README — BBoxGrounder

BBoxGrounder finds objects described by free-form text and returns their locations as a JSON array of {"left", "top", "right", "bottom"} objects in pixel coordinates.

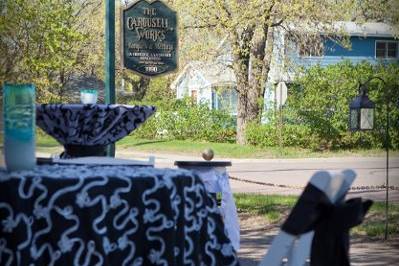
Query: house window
[
  {"left": 212, "top": 87, "right": 238, "bottom": 114},
  {"left": 298, "top": 39, "right": 324, "bottom": 57},
  {"left": 376, "top": 41, "right": 398, "bottom": 58}
]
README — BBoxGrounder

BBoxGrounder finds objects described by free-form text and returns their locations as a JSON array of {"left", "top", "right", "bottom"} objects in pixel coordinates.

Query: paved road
[
  {"left": 114, "top": 150, "right": 399, "bottom": 187},
  {"left": 226, "top": 156, "right": 399, "bottom": 201},
  {"left": 228, "top": 157, "right": 399, "bottom": 187},
  {"left": 115, "top": 149, "right": 399, "bottom": 201}
]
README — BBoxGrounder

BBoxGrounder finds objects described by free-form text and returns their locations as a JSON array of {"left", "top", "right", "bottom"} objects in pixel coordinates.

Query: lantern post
[{"left": 349, "top": 76, "right": 396, "bottom": 240}]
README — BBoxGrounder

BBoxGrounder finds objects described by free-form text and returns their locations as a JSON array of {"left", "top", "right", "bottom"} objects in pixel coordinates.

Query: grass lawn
[
  {"left": 234, "top": 193, "right": 399, "bottom": 239},
  {"left": 37, "top": 134, "right": 397, "bottom": 159},
  {"left": 234, "top": 194, "right": 297, "bottom": 223},
  {"left": 117, "top": 137, "right": 398, "bottom": 158},
  {"left": 37, "top": 134, "right": 60, "bottom": 147},
  {"left": 36, "top": 134, "right": 63, "bottom": 155},
  {"left": 113, "top": 136, "right": 395, "bottom": 158},
  {"left": 353, "top": 200, "right": 399, "bottom": 238}
]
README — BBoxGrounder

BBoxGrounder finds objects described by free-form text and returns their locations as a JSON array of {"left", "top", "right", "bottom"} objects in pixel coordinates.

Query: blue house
[
  {"left": 171, "top": 22, "right": 398, "bottom": 117},
  {"left": 288, "top": 22, "right": 398, "bottom": 68}
]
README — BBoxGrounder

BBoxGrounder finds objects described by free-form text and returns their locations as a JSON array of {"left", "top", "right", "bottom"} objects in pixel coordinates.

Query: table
[
  {"left": 174, "top": 161, "right": 240, "bottom": 251},
  {"left": 0, "top": 165, "right": 239, "bottom": 265},
  {"left": 36, "top": 104, "right": 156, "bottom": 158}
]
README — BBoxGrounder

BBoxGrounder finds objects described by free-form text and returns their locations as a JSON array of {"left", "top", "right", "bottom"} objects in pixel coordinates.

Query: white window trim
[
  {"left": 298, "top": 47, "right": 324, "bottom": 59},
  {"left": 297, "top": 40, "right": 324, "bottom": 58},
  {"left": 299, "top": 54, "right": 324, "bottom": 59},
  {"left": 375, "top": 40, "right": 399, "bottom": 59}
]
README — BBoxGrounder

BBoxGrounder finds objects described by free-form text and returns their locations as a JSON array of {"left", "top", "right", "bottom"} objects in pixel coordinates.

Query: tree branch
[
  {"left": 183, "top": 24, "right": 217, "bottom": 29},
  {"left": 221, "top": 0, "right": 233, "bottom": 19},
  {"left": 271, "top": 19, "right": 284, "bottom": 27},
  {"left": 73, "top": 0, "right": 99, "bottom": 17},
  {"left": 210, "top": 0, "right": 233, "bottom": 29}
]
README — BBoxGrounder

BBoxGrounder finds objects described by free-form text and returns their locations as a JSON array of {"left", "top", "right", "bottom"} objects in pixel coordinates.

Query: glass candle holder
[
  {"left": 3, "top": 83, "right": 36, "bottom": 171},
  {"left": 80, "top": 89, "right": 98, "bottom": 104}
]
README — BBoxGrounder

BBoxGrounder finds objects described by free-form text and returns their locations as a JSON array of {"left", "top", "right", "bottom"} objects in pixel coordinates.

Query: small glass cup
[{"left": 80, "top": 89, "right": 98, "bottom": 104}]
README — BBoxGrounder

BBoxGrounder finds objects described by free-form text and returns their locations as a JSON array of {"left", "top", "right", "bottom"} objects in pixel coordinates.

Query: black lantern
[{"left": 349, "top": 86, "right": 375, "bottom": 131}]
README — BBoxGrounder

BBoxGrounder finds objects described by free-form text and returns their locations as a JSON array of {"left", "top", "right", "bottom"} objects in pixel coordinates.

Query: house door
[{"left": 191, "top": 90, "right": 198, "bottom": 103}]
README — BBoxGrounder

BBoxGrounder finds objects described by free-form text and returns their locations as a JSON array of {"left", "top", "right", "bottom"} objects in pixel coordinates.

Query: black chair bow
[{"left": 282, "top": 183, "right": 373, "bottom": 266}]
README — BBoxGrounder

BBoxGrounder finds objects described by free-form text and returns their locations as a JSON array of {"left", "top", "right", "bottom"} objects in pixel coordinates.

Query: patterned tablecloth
[
  {"left": 0, "top": 165, "right": 239, "bottom": 266},
  {"left": 36, "top": 104, "right": 156, "bottom": 158},
  {"left": 175, "top": 165, "right": 240, "bottom": 252}
]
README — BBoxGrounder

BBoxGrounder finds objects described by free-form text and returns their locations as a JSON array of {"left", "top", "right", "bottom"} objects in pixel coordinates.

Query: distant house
[
  {"left": 171, "top": 22, "right": 398, "bottom": 118},
  {"left": 170, "top": 60, "right": 238, "bottom": 114}
]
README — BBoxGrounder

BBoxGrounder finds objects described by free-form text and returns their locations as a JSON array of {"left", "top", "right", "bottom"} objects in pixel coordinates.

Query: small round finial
[{"left": 202, "top": 148, "right": 214, "bottom": 161}]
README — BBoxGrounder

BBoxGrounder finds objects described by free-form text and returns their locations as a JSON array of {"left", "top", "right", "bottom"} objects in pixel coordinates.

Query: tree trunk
[
  {"left": 236, "top": 91, "right": 261, "bottom": 144},
  {"left": 131, "top": 76, "right": 150, "bottom": 100},
  {"left": 123, "top": 74, "right": 150, "bottom": 101},
  {"left": 234, "top": 26, "right": 274, "bottom": 145},
  {"left": 235, "top": 65, "right": 260, "bottom": 144},
  {"left": 236, "top": 84, "right": 248, "bottom": 145}
]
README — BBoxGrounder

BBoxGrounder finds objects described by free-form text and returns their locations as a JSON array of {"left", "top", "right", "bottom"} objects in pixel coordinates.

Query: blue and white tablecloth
[
  {"left": 0, "top": 165, "right": 239, "bottom": 265},
  {"left": 36, "top": 104, "right": 156, "bottom": 158},
  {"left": 178, "top": 167, "right": 240, "bottom": 251}
]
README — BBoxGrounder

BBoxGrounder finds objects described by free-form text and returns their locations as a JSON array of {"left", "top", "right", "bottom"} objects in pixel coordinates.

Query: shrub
[
  {"left": 132, "top": 98, "right": 237, "bottom": 143},
  {"left": 245, "top": 123, "right": 277, "bottom": 147},
  {"left": 245, "top": 123, "right": 320, "bottom": 149},
  {"left": 286, "top": 61, "right": 399, "bottom": 150}
]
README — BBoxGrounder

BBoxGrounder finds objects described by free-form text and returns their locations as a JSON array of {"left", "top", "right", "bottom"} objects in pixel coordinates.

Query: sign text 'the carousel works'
[{"left": 122, "top": 0, "right": 177, "bottom": 77}]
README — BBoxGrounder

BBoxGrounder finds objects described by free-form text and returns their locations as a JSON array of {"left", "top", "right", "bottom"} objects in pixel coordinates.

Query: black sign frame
[{"left": 121, "top": 0, "right": 178, "bottom": 77}]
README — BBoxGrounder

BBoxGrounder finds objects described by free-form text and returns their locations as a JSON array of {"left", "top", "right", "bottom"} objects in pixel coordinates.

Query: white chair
[{"left": 259, "top": 169, "right": 356, "bottom": 266}]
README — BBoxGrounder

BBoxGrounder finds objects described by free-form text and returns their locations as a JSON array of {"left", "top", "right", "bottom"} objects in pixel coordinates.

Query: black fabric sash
[
  {"left": 63, "top": 144, "right": 107, "bottom": 157},
  {"left": 282, "top": 183, "right": 373, "bottom": 266}
]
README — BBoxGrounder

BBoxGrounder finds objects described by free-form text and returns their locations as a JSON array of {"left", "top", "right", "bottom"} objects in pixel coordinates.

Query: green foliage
[
  {"left": 245, "top": 61, "right": 399, "bottom": 150},
  {"left": 0, "top": 0, "right": 98, "bottom": 102},
  {"left": 245, "top": 123, "right": 320, "bottom": 149},
  {"left": 286, "top": 61, "right": 399, "bottom": 150},
  {"left": 143, "top": 76, "right": 175, "bottom": 102},
  {"left": 132, "top": 98, "right": 236, "bottom": 143},
  {"left": 245, "top": 123, "right": 276, "bottom": 147}
]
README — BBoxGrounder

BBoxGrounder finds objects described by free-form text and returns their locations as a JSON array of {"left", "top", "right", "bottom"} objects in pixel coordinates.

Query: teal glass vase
[{"left": 3, "top": 83, "right": 36, "bottom": 171}]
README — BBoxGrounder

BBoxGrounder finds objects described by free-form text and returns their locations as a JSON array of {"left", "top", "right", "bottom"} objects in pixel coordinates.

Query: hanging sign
[{"left": 122, "top": 0, "right": 178, "bottom": 77}]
